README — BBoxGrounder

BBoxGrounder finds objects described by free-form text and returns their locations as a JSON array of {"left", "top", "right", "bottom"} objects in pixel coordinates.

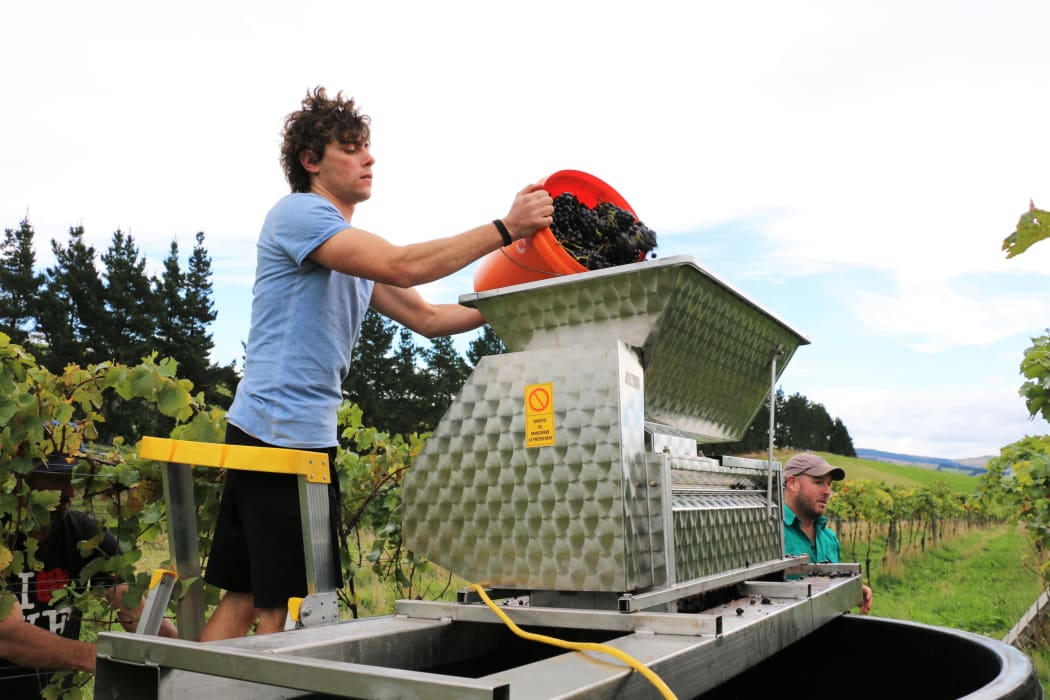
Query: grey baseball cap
[{"left": 783, "top": 453, "right": 845, "bottom": 481}]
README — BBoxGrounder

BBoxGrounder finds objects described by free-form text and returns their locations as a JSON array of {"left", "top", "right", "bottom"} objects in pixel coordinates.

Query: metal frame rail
[{"left": 95, "top": 562, "right": 863, "bottom": 699}]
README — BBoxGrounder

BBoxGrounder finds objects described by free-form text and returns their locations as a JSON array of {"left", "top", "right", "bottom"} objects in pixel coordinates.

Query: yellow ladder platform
[{"left": 138, "top": 437, "right": 330, "bottom": 484}]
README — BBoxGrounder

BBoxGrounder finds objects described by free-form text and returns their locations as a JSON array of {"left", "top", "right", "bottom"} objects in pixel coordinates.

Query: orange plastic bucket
[{"left": 473, "top": 170, "right": 639, "bottom": 292}]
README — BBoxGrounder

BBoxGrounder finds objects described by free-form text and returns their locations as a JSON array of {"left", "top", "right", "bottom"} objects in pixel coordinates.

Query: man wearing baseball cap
[{"left": 782, "top": 452, "right": 872, "bottom": 614}]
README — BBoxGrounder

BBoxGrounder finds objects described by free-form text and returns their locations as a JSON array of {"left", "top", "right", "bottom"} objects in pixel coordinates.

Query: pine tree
[
  {"left": 421, "top": 335, "right": 472, "bottom": 429},
  {"left": 343, "top": 314, "right": 480, "bottom": 436},
  {"left": 37, "top": 226, "right": 107, "bottom": 371},
  {"left": 388, "top": 327, "right": 428, "bottom": 436},
  {"left": 343, "top": 309, "right": 398, "bottom": 429},
  {"left": 183, "top": 231, "right": 218, "bottom": 375},
  {"left": 713, "top": 389, "right": 856, "bottom": 459},
  {"left": 807, "top": 401, "right": 835, "bottom": 452},
  {"left": 466, "top": 324, "right": 506, "bottom": 366},
  {"left": 154, "top": 232, "right": 237, "bottom": 406},
  {"left": 185, "top": 231, "right": 239, "bottom": 405},
  {"left": 828, "top": 418, "right": 857, "bottom": 457},
  {"left": 0, "top": 217, "right": 43, "bottom": 346},
  {"left": 776, "top": 393, "right": 808, "bottom": 450},
  {"left": 101, "top": 229, "right": 159, "bottom": 365},
  {"left": 155, "top": 239, "right": 185, "bottom": 365},
  {"left": 94, "top": 230, "right": 166, "bottom": 441}
]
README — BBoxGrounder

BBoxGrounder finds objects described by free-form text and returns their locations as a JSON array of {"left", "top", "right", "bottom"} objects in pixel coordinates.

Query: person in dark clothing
[{"left": 0, "top": 458, "right": 176, "bottom": 698}]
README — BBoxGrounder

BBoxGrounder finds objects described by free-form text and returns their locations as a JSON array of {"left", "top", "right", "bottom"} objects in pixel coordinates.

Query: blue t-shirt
[
  {"left": 226, "top": 193, "right": 375, "bottom": 448},
  {"left": 782, "top": 503, "right": 841, "bottom": 563}
]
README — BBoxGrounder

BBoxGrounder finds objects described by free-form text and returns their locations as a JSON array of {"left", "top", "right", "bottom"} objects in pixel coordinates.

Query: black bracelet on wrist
[{"left": 492, "top": 219, "right": 512, "bottom": 247}]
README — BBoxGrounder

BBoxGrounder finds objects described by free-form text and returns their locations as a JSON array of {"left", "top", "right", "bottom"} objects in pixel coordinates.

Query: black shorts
[{"left": 203, "top": 424, "right": 343, "bottom": 609}]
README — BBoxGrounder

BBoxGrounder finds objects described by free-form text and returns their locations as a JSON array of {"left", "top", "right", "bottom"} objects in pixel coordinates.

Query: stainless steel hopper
[
  {"left": 402, "top": 255, "right": 810, "bottom": 601},
  {"left": 464, "top": 255, "right": 809, "bottom": 443}
]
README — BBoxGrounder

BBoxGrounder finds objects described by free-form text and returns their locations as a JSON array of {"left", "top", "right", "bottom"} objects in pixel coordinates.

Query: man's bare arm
[
  {"left": 310, "top": 184, "right": 553, "bottom": 288},
  {"left": 370, "top": 284, "right": 484, "bottom": 338},
  {"left": 0, "top": 604, "right": 96, "bottom": 673}
]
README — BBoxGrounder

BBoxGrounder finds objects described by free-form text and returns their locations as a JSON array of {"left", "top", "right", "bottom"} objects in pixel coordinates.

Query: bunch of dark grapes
[{"left": 549, "top": 192, "right": 658, "bottom": 270}]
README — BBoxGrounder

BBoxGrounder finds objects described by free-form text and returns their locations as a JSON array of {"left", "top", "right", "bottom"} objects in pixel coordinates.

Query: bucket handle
[{"left": 498, "top": 245, "right": 566, "bottom": 278}]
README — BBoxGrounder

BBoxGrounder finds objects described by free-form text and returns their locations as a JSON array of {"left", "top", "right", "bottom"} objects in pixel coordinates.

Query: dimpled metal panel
[
  {"left": 673, "top": 496, "right": 782, "bottom": 579},
  {"left": 670, "top": 459, "right": 783, "bottom": 580},
  {"left": 403, "top": 341, "right": 659, "bottom": 592},
  {"left": 461, "top": 255, "right": 809, "bottom": 443}
]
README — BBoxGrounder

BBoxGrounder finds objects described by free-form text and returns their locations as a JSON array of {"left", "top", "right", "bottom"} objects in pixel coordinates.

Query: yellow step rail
[{"left": 139, "top": 436, "right": 330, "bottom": 483}]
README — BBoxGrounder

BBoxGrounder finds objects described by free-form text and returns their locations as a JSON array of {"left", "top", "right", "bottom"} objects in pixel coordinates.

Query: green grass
[
  {"left": 348, "top": 556, "right": 467, "bottom": 619},
  {"left": 868, "top": 523, "right": 1041, "bottom": 636},
  {"left": 1028, "top": 645, "right": 1050, "bottom": 694}
]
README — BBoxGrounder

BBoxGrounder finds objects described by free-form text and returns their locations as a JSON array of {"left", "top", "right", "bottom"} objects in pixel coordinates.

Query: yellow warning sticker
[{"left": 524, "top": 382, "right": 555, "bottom": 447}]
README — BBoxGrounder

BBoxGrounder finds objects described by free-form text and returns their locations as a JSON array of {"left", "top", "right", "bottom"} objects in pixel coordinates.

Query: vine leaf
[{"left": 1003, "top": 200, "right": 1050, "bottom": 258}]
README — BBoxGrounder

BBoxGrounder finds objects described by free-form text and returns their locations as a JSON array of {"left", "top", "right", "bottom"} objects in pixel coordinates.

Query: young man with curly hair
[{"left": 201, "top": 87, "right": 553, "bottom": 640}]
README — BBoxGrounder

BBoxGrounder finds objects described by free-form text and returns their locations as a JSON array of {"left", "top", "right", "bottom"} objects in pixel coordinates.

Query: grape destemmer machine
[{"left": 402, "top": 254, "right": 809, "bottom": 603}]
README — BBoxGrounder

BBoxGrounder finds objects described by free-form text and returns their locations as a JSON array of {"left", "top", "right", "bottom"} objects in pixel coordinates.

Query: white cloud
[
  {"left": 845, "top": 279, "right": 1050, "bottom": 352},
  {"left": 818, "top": 382, "right": 1050, "bottom": 459}
]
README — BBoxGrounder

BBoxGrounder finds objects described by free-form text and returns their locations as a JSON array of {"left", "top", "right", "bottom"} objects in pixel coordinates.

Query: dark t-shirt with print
[{"left": 0, "top": 510, "right": 119, "bottom": 698}]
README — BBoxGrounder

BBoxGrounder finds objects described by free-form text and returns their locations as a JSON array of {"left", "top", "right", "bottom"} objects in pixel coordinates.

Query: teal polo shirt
[{"left": 783, "top": 503, "right": 841, "bottom": 563}]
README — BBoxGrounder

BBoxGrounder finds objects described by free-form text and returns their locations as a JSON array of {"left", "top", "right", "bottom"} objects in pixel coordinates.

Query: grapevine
[{"left": 549, "top": 192, "right": 658, "bottom": 270}]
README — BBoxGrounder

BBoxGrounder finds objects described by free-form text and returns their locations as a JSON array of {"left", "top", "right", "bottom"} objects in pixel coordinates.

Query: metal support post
[
  {"left": 289, "top": 477, "right": 340, "bottom": 628},
  {"left": 134, "top": 568, "right": 178, "bottom": 636},
  {"left": 659, "top": 452, "right": 677, "bottom": 612},
  {"left": 767, "top": 344, "right": 784, "bottom": 521},
  {"left": 161, "top": 462, "right": 205, "bottom": 641}
]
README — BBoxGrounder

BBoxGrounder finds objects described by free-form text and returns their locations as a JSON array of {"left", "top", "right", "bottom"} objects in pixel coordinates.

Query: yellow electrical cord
[{"left": 468, "top": 583, "right": 677, "bottom": 700}]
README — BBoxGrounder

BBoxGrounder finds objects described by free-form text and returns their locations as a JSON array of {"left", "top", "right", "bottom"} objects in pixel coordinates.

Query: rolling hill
[
  {"left": 854, "top": 448, "right": 989, "bottom": 475},
  {"left": 741, "top": 449, "right": 984, "bottom": 493}
]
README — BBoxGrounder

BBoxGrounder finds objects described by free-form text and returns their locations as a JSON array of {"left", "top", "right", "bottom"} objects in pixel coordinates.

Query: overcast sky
[{"left": 3, "top": 0, "right": 1049, "bottom": 459}]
